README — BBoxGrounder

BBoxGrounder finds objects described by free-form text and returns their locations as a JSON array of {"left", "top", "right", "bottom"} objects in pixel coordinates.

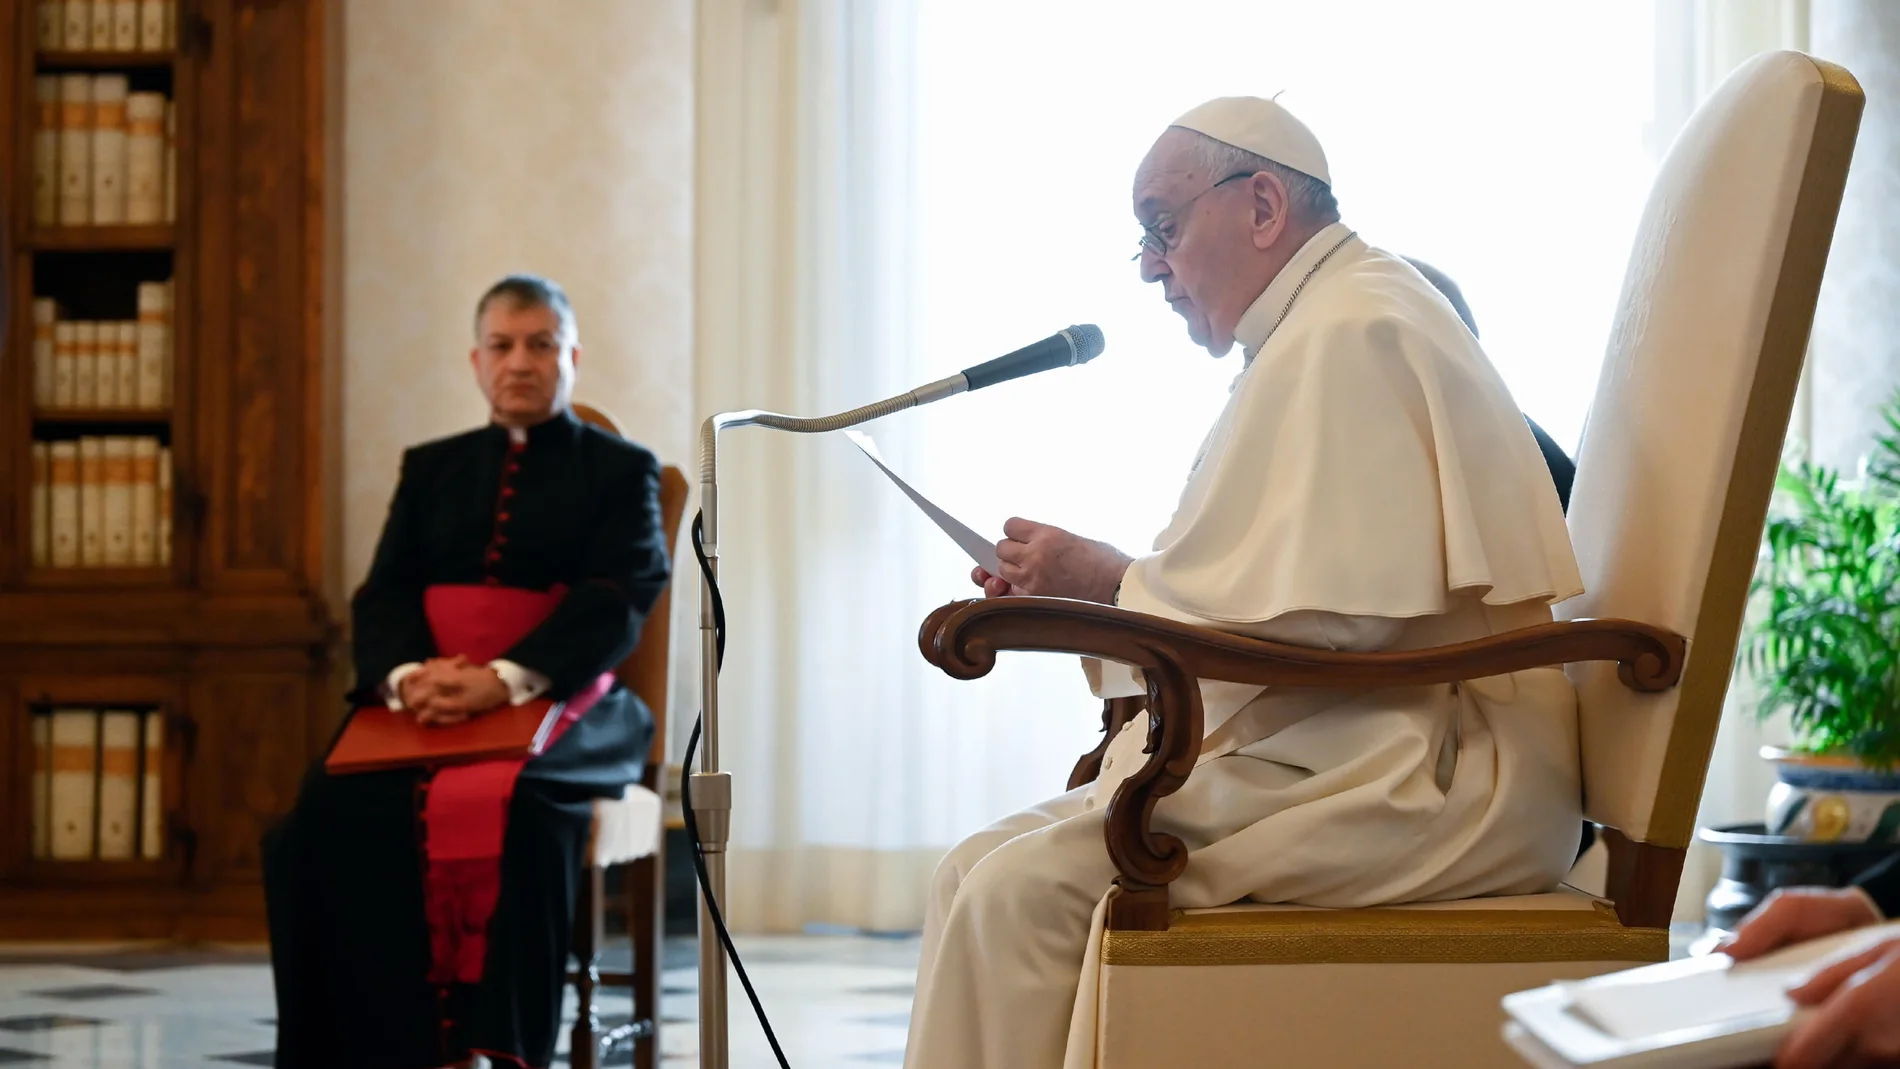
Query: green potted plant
[{"left": 1746, "top": 394, "right": 1900, "bottom": 843}]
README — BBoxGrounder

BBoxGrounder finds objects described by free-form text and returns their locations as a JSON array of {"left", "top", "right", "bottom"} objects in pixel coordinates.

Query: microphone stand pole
[{"left": 691, "top": 373, "right": 967, "bottom": 1069}]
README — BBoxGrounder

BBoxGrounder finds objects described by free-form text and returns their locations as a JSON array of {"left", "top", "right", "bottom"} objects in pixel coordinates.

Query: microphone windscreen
[{"left": 1065, "top": 324, "right": 1105, "bottom": 363}]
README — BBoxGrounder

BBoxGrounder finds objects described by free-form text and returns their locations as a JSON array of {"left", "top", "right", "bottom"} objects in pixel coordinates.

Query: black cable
[{"left": 680, "top": 510, "right": 792, "bottom": 1068}]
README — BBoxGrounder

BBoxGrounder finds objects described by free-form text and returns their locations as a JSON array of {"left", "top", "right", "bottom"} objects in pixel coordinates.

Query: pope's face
[
  {"left": 1132, "top": 130, "right": 1286, "bottom": 357},
  {"left": 1133, "top": 131, "right": 1254, "bottom": 355},
  {"left": 470, "top": 300, "right": 579, "bottom": 427}
]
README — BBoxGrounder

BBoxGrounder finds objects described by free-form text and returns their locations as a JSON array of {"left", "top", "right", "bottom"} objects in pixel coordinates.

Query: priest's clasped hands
[
  {"left": 399, "top": 655, "right": 511, "bottom": 726},
  {"left": 971, "top": 517, "right": 1132, "bottom": 604}
]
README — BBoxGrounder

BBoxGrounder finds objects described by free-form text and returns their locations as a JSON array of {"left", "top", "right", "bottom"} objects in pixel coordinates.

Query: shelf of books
[
  {"left": 7, "top": 0, "right": 188, "bottom": 885},
  {"left": 21, "top": 1, "right": 179, "bottom": 588}
]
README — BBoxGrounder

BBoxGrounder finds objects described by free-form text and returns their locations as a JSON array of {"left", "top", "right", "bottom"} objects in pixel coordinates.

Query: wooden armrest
[
  {"left": 916, "top": 597, "right": 1685, "bottom": 930},
  {"left": 920, "top": 597, "right": 1685, "bottom": 693}
]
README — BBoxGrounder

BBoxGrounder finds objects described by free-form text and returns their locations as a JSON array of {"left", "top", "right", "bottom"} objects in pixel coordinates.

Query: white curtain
[{"left": 695, "top": 0, "right": 1087, "bottom": 934}]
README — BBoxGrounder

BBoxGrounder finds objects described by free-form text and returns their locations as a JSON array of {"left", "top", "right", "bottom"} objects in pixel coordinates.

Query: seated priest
[
  {"left": 263, "top": 274, "right": 671, "bottom": 1069},
  {"left": 905, "top": 98, "right": 1585, "bottom": 1069}
]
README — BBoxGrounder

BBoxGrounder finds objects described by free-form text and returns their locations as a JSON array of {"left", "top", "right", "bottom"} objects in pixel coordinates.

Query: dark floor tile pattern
[
  {"left": 0, "top": 1052, "right": 49, "bottom": 1065},
  {"left": 21, "top": 984, "right": 157, "bottom": 1002},
  {"left": 0, "top": 1018, "right": 101, "bottom": 1034}
]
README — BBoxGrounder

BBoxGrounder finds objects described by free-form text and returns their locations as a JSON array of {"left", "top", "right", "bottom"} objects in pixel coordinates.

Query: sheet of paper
[
  {"left": 1563, "top": 921, "right": 1900, "bottom": 1042},
  {"left": 843, "top": 430, "right": 1001, "bottom": 575}
]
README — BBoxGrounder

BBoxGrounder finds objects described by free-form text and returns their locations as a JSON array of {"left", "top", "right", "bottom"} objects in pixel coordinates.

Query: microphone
[
  {"left": 960, "top": 324, "right": 1106, "bottom": 392},
  {"left": 689, "top": 319, "right": 1103, "bottom": 1067}
]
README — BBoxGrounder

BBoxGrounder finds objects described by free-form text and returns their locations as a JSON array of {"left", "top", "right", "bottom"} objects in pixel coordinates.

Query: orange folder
[{"left": 325, "top": 699, "right": 567, "bottom": 774}]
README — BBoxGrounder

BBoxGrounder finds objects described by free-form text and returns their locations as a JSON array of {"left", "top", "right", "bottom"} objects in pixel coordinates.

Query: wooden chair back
[{"left": 572, "top": 402, "right": 687, "bottom": 786}]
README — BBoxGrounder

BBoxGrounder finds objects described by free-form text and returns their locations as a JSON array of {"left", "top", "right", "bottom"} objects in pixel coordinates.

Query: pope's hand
[
  {"left": 970, "top": 517, "right": 1130, "bottom": 603},
  {"left": 1721, "top": 888, "right": 1882, "bottom": 961},
  {"left": 1775, "top": 935, "right": 1900, "bottom": 1069}
]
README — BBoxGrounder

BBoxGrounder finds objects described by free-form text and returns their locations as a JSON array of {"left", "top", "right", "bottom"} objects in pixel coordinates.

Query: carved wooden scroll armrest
[{"left": 918, "top": 596, "right": 1686, "bottom": 930}]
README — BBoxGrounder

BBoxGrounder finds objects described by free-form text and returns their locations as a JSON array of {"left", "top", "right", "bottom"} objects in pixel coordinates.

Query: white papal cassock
[{"left": 903, "top": 221, "right": 1587, "bottom": 1069}]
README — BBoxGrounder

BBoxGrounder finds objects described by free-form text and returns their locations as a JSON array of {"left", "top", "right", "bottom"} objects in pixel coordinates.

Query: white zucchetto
[{"left": 1170, "top": 96, "right": 1331, "bottom": 186}]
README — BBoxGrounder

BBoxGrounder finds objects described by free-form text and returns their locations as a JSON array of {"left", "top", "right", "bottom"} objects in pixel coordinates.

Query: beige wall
[{"left": 337, "top": 0, "right": 694, "bottom": 604}]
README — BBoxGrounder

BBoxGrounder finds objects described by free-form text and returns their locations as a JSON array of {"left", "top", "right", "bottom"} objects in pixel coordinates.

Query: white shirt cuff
[
  {"left": 383, "top": 662, "right": 424, "bottom": 710},
  {"left": 489, "top": 659, "right": 551, "bottom": 705}
]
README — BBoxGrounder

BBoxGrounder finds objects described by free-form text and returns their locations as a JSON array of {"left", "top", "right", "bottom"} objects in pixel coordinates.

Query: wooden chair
[
  {"left": 919, "top": 52, "right": 1863, "bottom": 1068},
  {"left": 568, "top": 402, "right": 688, "bottom": 1069}
]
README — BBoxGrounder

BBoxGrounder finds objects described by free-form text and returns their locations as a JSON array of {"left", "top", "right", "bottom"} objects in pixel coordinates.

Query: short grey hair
[
  {"left": 474, "top": 273, "right": 578, "bottom": 344},
  {"left": 1176, "top": 129, "right": 1340, "bottom": 226}
]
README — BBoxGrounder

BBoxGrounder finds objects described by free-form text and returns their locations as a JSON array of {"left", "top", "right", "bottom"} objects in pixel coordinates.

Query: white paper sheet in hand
[{"left": 843, "top": 430, "right": 1001, "bottom": 575}]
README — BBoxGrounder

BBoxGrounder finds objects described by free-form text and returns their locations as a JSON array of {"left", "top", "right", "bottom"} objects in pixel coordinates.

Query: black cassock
[{"left": 264, "top": 411, "right": 670, "bottom": 1069}]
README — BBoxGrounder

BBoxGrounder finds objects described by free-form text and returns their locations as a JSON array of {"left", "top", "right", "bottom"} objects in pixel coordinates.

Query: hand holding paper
[{"left": 843, "top": 431, "right": 1131, "bottom": 602}]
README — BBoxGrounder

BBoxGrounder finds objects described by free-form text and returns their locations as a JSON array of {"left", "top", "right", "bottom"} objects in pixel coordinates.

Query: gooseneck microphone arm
[{"left": 686, "top": 325, "right": 1103, "bottom": 1069}]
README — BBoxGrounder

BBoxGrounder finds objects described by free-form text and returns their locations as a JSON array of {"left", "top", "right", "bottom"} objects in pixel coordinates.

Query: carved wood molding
[{"left": 919, "top": 597, "right": 1689, "bottom": 919}]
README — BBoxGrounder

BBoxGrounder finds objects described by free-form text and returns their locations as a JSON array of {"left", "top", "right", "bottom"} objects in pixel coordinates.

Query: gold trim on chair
[{"left": 1101, "top": 904, "right": 1669, "bottom": 967}]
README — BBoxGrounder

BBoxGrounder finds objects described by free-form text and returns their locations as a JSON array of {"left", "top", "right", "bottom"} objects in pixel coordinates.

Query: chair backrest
[
  {"left": 1557, "top": 52, "right": 1862, "bottom": 850},
  {"left": 573, "top": 402, "right": 689, "bottom": 783}
]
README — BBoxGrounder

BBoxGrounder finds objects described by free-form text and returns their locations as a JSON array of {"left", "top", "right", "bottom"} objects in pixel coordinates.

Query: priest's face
[
  {"left": 1133, "top": 129, "right": 1291, "bottom": 356},
  {"left": 471, "top": 300, "right": 581, "bottom": 427}
]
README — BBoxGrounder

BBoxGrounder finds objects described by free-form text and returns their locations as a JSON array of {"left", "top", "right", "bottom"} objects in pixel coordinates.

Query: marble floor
[{"left": 0, "top": 934, "right": 920, "bottom": 1067}]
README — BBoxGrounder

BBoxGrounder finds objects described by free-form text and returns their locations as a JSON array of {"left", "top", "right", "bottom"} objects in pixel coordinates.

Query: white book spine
[
  {"left": 31, "top": 715, "right": 52, "bottom": 859},
  {"left": 111, "top": 0, "right": 137, "bottom": 50},
  {"left": 49, "top": 709, "right": 99, "bottom": 859},
  {"left": 32, "top": 444, "right": 51, "bottom": 569},
  {"left": 164, "top": 101, "right": 176, "bottom": 222},
  {"left": 136, "top": 281, "right": 168, "bottom": 407},
  {"left": 75, "top": 321, "right": 99, "bottom": 407},
  {"left": 93, "top": 324, "right": 118, "bottom": 408},
  {"left": 140, "top": 711, "right": 164, "bottom": 859},
  {"left": 50, "top": 442, "right": 79, "bottom": 567},
  {"left": 124, "top": 92, "right": 164, "bottom": 223},
  {"left": 89, "top": 0, "right": 112, "bottom": 49},
  {"left": 103, "top": 436, "right": 133, "bottom": 565},
  {"left": 53, "top": 322, "right": 77, "bottom": 408},
  {"left": 90, "top": 75, "right": 128, "bottom": 225},
  {"left": 159, "top": 282, "right": 172, "bottom": 404},
  {"left": 33, "top": 299, "right": 57, "bottom": 407},
  {"left": 157, "top": 447, "right": 172, "bottom": 565},
  {"left": 57, "top": 74, "right": 92, "bottom": 225},
  {"left": 73, "top": 321, "right": 98, "bottom": 408},
  {"left": 79, "top": 436, "right": 104, "bottom": 566},
  {"left": 97, "top": 711, "right": 141, "bottom": 859},
  {"left": 61, "top": 1, "right": 88, "bottom": 49},
  {"left": 34, "top": 77, "right": 59, "bottom": 226},
  {"left": 139, "top": 0, "right": 163, "bottom": 51},
  {"left": 115, "top": 322, "right": 139, "bottom": 404},
  {"left": 39, "top": 1, "right": 63, "bottom": 49},
  {"left": 131, "top": 437, "right": 158, "bottom": 565}
]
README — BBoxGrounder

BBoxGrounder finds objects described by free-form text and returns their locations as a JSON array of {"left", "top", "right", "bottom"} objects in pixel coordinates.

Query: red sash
[{"left": 419, "top": 584, "right": 613, "bottom": 986}]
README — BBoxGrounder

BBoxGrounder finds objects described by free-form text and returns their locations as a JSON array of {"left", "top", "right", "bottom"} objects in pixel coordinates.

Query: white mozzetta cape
[{"left": 1087, "top": 222, "right": 1582, "bottom": 760}]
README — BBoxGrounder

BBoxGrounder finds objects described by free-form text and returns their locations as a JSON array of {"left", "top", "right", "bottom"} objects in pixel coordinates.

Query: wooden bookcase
[{"left": 0, "top": 0, "right": 336, "bottom": 940}]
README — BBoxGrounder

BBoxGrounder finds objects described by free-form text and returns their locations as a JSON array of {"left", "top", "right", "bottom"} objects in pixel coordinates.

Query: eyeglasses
[{"left": 1133, "top": 171, "right": 1259, "bottom": 261}]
